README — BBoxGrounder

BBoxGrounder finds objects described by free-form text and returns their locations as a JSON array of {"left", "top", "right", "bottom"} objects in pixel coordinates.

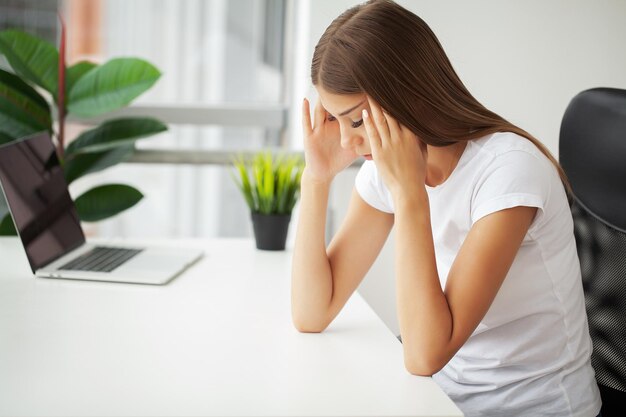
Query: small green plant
[
  {"left": 0, "top": 23, "right": 166, "bottom": 235},
  {"left": 232, "top": 152, "right": 304, "bottom": 215}
]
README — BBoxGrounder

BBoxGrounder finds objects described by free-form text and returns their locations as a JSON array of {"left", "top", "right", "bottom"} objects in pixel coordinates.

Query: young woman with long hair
[{"left": 290, "top": 1, "right": 602, "bottom": 416}]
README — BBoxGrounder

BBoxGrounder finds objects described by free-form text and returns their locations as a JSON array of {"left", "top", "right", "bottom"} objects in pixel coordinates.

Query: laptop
[{"left": 0, "top": 132, "right": 203, "bottom": 285}]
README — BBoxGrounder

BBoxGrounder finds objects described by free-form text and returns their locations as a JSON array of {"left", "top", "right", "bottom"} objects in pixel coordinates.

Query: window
[{"left": 57, "top": 0, "right": 292, "bottom": 238}]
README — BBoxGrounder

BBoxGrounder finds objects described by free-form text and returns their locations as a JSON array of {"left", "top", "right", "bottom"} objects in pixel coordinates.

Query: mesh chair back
[{"left": 559, "top": 87, "right": 626, "bottom": 416}]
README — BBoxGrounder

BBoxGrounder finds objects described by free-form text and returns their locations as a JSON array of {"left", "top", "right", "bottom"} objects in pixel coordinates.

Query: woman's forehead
[{"left": 317, "top": 86, "right": 366, "bottom": 115}]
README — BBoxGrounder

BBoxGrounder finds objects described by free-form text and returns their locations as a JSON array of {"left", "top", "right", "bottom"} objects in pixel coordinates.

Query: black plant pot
[{"left": 251, "top": 212, "right": 292, "bottom": 251}]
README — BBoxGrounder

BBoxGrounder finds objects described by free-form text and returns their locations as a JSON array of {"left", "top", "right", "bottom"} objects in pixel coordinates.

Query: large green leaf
[
  {"left": 0, "top": 68, "right": 52, "bottom": 138},
  {"left": 0, "top": 213, "right": 16, "bottom": 236},
  {"left": 0, "top": 131, "right": 15, "bottom": 145},
  {"left": 66, "top": 61, "right": 97, "bottom": 98},
  {"left": 0, "top": 30, "right": 58, "bottom": 97},
  {"left": 0, "top": 68, "right": 49, "bottom": 108},
  {"left": 68, "top": 58, "right": 160, "bottom": 117},
  {"left": 64, "top": 145, "right": 135, "bottom": 184},
  {"left": 74, "top": 184, "right": 143, "bottom": 222},
  {"left": 65, "top": 117, "right": 166, "bottom": 156}
]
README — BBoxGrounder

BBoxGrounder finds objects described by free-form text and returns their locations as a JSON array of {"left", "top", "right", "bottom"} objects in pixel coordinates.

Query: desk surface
[{"left": 0, "top": 237, "right": 461, "bottom": 417}]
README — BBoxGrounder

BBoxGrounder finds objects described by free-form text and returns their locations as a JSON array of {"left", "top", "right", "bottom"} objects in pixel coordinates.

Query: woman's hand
[
  {"left": 363, "top": 97, "right": 427, "bottom": 197},
  {"left": 302, "top": 98, "right": 358, "bottom": 183}
]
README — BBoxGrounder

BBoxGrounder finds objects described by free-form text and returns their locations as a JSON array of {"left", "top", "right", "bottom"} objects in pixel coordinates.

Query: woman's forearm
[
  {"left": 394, "top": 189, "right": 453, "bottom": 375},
  {"left": 291, "top": 170, "right": 335, "bottom": 332}
]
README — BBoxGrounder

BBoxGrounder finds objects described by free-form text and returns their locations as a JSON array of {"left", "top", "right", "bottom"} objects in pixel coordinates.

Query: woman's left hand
[{"left": 363, "top": 97, "right": 427, "bottom": 198}]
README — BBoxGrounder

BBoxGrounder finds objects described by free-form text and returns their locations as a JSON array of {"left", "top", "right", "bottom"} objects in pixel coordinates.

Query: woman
[{"left": 290, "top": 1, "right": 602, "bottom": 416}]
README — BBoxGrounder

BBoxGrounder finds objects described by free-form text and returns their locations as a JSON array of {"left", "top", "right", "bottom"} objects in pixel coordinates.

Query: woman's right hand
[{"left": 301, "top": 98, "right": 358, "bottom": 183}]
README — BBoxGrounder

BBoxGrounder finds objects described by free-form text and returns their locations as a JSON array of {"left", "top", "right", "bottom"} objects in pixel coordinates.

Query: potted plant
[
  {"left": 232, "top": 151, "right": 304, "bottom": 251},
  {"left": 0, "top": 22, "right": 166, "bottom": 235}
]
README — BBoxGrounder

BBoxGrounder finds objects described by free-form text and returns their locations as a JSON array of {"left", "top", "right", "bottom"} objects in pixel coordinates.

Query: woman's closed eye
[
  {"left": 326, "top": 114, "right": 363, "bottom": 129},
  {"left": 351, "top": 119, "right": 363, "bottom": 128}
]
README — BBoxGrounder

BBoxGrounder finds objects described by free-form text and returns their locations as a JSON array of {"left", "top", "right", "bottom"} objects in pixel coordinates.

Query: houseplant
[
  {"left": 0, "top": 24, "right": 167, "bottom": 235},
  {"left": 232, "top": 151, "right": 304, "bottom": 250}
]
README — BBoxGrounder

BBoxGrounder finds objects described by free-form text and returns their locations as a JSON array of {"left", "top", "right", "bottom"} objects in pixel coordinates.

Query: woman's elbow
[
  {"left": 291, "top": 313, "right": 329, "bottom": 333},
  {"left": 292, "top": 321, "right": 326, "bottom": 333},
  {"left": 403, "top": 354, "right": 444, "bottom": 377}
]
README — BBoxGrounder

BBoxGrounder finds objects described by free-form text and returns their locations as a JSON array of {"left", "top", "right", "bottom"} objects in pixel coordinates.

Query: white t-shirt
[{"left": 355, "top": 132, "right": 602, "bottom": 417}]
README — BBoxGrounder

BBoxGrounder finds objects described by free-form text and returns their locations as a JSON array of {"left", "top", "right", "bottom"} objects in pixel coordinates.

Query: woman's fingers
[
  {"left": 313, "top": 98, "right": 326, "bottom": 130},
  {"left": 302, "top": 98, "right": 313, "bottom": 136},
  {"left": 363, "top": 109, "right": 381, "bottom": 151},
  {"left": 366, "top": 97, "right": 390, "bottom": 143},
  {"left": 383, "top": 110, "right": 402, "bottom": 142}
]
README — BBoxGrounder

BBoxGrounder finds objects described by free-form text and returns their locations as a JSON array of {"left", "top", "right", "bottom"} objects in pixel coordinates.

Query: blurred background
[{"left": 2, "top": 0, "right": 626, "bottom": 333}]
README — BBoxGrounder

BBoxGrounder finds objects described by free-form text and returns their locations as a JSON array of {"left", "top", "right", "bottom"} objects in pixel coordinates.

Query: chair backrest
[{"left": 559, "top": 87, "right": 626, "bottom": 416}]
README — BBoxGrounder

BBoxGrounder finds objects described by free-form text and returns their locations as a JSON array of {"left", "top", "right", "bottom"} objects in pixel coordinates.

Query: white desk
[{"left": 0, "top": 237, "right": 462, "bottom": 417}]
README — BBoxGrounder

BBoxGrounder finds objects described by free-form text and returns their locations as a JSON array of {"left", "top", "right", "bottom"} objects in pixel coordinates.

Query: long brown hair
[{"left": 311, "top": 0, "right": 571, "bottom": 194}]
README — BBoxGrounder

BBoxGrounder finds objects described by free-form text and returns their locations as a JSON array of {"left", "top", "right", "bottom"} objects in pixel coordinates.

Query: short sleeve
[
  {"left": 471, "top": 150, "right": 553, "bottom": 227},
  {"left": 355, "top": 161, "right": 394, "bottom": 213}
]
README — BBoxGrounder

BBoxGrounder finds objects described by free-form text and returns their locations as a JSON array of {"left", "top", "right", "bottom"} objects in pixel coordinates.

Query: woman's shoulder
[
  {"left": 468, "top": 132, "right": 563, "bottom": 227},
  {"left": 468, "top": 131, "right": 555, "bottom": 179},
  {"left": 472, "top": 131, "right": 545, "bottom": 160}
]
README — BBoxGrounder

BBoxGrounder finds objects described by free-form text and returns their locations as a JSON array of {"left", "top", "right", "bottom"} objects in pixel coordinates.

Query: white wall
[{"left": 295, "top": 0, "right": 626, "bottom": 336}]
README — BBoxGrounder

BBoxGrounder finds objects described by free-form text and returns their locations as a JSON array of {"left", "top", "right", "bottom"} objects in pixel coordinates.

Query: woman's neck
[{"left": 425, "top": 141, "right": 467, "bottom": 187}]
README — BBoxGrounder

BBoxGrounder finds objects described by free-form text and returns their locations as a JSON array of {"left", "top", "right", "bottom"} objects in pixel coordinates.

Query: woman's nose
[{"left": 340, "top": 129, "right": 363, "bottom": 150}]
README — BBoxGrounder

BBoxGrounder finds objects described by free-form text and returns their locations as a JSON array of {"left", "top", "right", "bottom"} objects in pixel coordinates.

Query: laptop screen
[{"left": 0, "top": 132, "right": 85, "bottom": 271}]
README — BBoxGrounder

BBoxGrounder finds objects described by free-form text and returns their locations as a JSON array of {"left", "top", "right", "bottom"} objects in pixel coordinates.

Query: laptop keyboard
[{"left": 59, "top": 246, "right": 144, "bottom": 272}]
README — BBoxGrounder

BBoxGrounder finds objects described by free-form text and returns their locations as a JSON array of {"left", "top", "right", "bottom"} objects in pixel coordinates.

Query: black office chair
[{"left": 559, "top": 87, "right": 626, "bottom": 417}]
